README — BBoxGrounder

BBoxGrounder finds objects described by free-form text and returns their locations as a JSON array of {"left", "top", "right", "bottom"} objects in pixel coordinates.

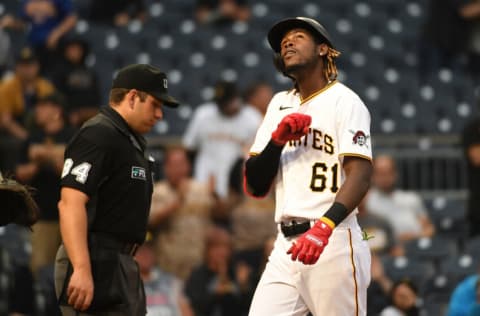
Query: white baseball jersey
[
  {"left": 183, "top": 103, "right": 262, "bottom": 197},
  {"left": 249, "top": 81, "right": 372, "bottom": 224}
]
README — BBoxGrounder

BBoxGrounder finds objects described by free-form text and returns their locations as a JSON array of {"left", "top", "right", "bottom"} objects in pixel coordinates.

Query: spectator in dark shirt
[
  {"left": 185, "top": 225, "right": 255, "bottom": 316},
  {"left": 420, "top": 0, "right": 480, "bottom": 79},
  {"left": 1, "top": 0, "right": 78, "bottom": 72},
  {"left": 15, "top": 92, "right": 74, "bottom": 278},
  {"left": 195, "top": 0, "right": 250, "bottom": 26},
  {"left": 51, "top": 37, "right": 100, "bottom": 127},
  {"left": 88, "top": 0, "right": 146, "bottom": 27}
]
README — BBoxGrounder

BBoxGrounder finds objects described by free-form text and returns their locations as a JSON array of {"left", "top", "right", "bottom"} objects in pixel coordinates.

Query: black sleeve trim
[{"left": 244, "top": 140, "right": 283, "bottom": 197}]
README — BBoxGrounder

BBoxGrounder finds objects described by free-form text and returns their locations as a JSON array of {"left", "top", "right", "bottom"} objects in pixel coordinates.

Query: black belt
[
  {"left": 280, "top": 220, "right": 312, "bottom": 237},
  {"left": 89, "top": 233, "right": 141, "bottom": 256}
]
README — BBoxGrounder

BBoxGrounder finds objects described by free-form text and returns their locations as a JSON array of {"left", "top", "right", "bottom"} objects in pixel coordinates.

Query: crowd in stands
[{"left": 0, "top": 0, "right": 480, "bottom": 315}]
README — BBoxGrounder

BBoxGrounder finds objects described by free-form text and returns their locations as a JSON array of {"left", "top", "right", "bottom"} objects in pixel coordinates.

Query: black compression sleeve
[
  {"left": 322, "top": 202, "right": 350, "bottom": 227},
  {"left": 245, "top": 140, "right": 284, "bottom": 197}
]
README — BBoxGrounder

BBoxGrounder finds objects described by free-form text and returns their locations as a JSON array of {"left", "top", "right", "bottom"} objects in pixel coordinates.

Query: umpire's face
[{"left": 127, "top": 89, "right": 164, "bottom": 134}]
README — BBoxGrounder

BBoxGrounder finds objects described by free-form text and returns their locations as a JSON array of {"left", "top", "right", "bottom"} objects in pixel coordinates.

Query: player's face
[
  {"left": 132, "top": 93, "right": 164, "bottom": 134},
  {"left": 280, "top": 28, "right": 319, "bottom": 72}
]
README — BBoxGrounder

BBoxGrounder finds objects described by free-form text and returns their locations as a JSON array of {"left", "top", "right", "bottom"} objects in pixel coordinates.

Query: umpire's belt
[
  {"left": 88, "top": 233, "right": 140, "bottom": 256},
  {"left": 280, "top": 220, "right": 312, "bottom": 237}
]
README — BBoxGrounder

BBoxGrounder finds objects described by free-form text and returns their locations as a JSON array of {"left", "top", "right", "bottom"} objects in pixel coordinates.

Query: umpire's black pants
[{"left": 54, "top": 245, "right": 145, "bottom": 316}]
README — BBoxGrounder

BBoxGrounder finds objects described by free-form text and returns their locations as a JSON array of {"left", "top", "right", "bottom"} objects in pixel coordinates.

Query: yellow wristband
[{"left": 320, "top": 216, "right": 336, "bottom": 229}]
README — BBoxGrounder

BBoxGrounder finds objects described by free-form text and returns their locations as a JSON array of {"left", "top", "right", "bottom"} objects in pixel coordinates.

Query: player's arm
[
  {"left": 58, "top": 187, "right": 94, "bottom": 311},
  {"left": 244, "top": 113, "right": 311, "bottom": 197},
  {"left": 244, "top": 141, "right": 284, "bottom": 197},
  {"left": 327, "top": 156, "right": 372, "bottom": 223}
]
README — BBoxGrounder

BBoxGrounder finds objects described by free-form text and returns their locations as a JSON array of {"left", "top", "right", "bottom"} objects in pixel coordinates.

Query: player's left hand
[{"left": 287, "top": 219, "right": 333, "bottom": 265}]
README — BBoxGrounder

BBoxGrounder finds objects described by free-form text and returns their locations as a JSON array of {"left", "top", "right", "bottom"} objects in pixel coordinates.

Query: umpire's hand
[{"left": 67, "top": 267, "right": 94, "bottom": 311}]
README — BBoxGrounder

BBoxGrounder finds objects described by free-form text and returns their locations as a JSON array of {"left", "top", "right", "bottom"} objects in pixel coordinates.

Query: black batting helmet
[{"left": 268, "top": 17, "right": 334, "bottom": 53}]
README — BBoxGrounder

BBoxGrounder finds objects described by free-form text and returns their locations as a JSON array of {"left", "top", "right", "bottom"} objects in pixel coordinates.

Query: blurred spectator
[
  {"left": 0, "top": 47, "right": 55, "bottom": 172},
  {"left": 366, "top": 155, "right": 435, "bottom": 243},
  {"left": 448, "top": 266, "right": 479, "bottom": 316},
  {"left": 195, "top": 0, "right": 250, "bottom": 26},
  {"left": 368, "top": 253, "right": 394, "bottom": 316},
  {"left": 135, "top": 238, "right": 194, "bottom": 316},
  {"left": 380, "top": 279, "right": 421, "bottom": 316},
  {"left": 148, "top": 145, "right": 217, "bottom": 280},
  {"left": 229, "top": 157, "right": 276, "bottom": 278},
  {"left": 15, "top": 92, "right": 74, "bottom": 278},
  {"left": 0, "top": 28, "right": 11, "bottom": 77},
  {"left": 50, "top": 36, "right": 100, "bottom": 127},
  {"left": 183, "top": 80, "right": 261, "bottom": 198},
  {"left": 420, "top": 0, "right": 480, "bottom": 79},
  {"left": 88, "top": 0, "right": 146, "bottom": 27},
  {"left": 0, "top": 0, "right": 78, "bottom": 72},
  {"left": 184, "top": 225, "right": 255, "bottom": 316},
  {"left": 357, "top": 195, "right": 404, "bottom": 257},
  {"left": 462, "top": 87, "right": 480, "bottom": 237},
  {"left": 243, "top": 81, "right": 273, "bottom": 117}
]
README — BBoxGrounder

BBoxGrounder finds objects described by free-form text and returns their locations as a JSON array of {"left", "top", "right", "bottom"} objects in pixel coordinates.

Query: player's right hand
[
  {"left": 287, "top": 219, "right": 333, "bottom": 265},
  {"left": 271, "top": 113, "right": 311, "bottom": 146},
  {"left": 67, "top": 266, "right": 94, "bottom": 311}
]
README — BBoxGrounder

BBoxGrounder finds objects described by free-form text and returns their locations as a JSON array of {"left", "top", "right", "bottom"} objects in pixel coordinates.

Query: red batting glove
[
  {"left": 271, "top": 113, "right": 312, "bottom": 146},
  {"left": 287, "top": 219, "right": 333, "bottom": 265}
]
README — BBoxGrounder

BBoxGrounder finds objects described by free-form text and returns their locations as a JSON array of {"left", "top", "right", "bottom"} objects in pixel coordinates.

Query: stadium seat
[
  {"left": 0, "top": 224, "right": 31, "bottom": 266},
  {"left": 464, "top": 236, "right": 480, "bottom": 258},
  {"left": 422, "top": 293, "right": 450, "bottom": 316},
  {"left": 422, "top": 273, "right": 459, "bottom": 298},
  {"left": 441, "top": 253, "right": 480, "bottom": 281},
  {"left": 404, "top": 236, "right": 457, "bottom": 263},
  {"left": 0, "top": 0, "right": 20, "bottom": 15},
  {"left": 382, "top": 255, "right": 434, "bottom": 288}
]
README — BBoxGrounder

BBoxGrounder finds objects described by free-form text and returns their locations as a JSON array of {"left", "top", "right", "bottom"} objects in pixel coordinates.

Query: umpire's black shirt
[{"left": 61, "top": 106, "right": 154, "bottom": 243}]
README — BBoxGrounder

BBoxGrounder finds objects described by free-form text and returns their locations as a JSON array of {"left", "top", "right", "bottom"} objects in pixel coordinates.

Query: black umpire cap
[
  {"left": 268, "top": 17, "right": 334, "bottom": 53},
  {"left": 112, "top": 64, "right": 180, "bottom": 108}
]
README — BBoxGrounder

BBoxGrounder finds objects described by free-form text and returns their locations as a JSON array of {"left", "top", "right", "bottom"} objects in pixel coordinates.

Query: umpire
[{"left": 54, "top": 64, "right": 179, "bottom": 315}]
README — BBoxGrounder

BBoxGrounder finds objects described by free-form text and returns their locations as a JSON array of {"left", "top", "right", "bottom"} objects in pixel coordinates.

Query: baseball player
[{"left": 244, "top": 17, "right": 373, "bottom": 315}]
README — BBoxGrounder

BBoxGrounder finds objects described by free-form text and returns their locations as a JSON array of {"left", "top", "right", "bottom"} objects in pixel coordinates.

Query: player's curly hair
[
  {"left": 324, "top": 47, "right": 341, "bottom": 81},
  {"left": 273, "top": 46, "right": 341, "bottom": 85}
]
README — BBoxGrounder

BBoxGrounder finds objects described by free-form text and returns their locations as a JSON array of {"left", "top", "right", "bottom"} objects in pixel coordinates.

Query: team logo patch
[
  {"left": 349, "top": 130, "right": 370, "bottom": 148},
  {"left": 131, "top": 166, "right": 146, "bottom": 180}
]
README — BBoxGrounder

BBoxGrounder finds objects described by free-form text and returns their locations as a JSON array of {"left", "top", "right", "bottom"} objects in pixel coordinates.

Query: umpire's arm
[
  {"left": 58, "top": 187, "right": 94, "bottom": 311},
  {"left": 335, "top": 156, "right": 372, "bottom": 212}
]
